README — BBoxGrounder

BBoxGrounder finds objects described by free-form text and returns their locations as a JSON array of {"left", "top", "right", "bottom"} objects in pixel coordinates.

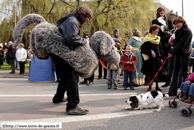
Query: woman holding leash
[{"left": 168, "top": 16, "right": 193, "bottom": 96}]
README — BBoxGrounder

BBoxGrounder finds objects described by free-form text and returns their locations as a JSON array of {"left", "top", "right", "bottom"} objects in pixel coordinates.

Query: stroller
[{"left": 169, "top": 91, "right": 194, "bottom": 117}]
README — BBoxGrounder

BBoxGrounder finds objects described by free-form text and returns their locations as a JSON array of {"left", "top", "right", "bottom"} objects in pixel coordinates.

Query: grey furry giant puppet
[{"left": 13, "top": 14, "right": 120, "bottom": 78}]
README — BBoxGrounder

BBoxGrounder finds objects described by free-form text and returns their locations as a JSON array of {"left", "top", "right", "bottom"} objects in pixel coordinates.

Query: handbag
[{"left": 141, "top": 53, "right": 149, "bottom": 61}]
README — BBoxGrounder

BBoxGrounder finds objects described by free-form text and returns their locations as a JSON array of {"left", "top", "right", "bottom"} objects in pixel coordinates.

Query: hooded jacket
[
  {"left": 121, "top": 53, "right": 138, "bottom": 73},
  {"left": 57, "top": 13, "right": 87, "bottom": 50}
]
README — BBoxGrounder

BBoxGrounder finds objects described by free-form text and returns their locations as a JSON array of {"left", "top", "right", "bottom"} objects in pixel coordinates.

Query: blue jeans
[
  {"left": 181, "top": 82, "right": 194, "bottom": 97},
  {"left": 168, "top": 54, "right": 190, "bottom": 96},
  {"left": 123, "top": 71, "right": 134, "bottom": 88}
]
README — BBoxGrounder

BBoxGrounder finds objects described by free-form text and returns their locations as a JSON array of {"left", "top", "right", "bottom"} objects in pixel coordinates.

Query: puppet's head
[{"left": 89, "top": 31, "right": 120, "bottom": 65}]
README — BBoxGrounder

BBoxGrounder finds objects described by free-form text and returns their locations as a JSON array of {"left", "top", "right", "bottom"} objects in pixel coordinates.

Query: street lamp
[
  {"left": 182, "top": 0, "right": 184, "bottom": 16},
  {"left": 15, "top": 0, "right": 17, "bottom": 28}
]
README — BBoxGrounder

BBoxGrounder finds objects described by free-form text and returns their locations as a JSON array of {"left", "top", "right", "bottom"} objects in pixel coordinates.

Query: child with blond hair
[{"left": 121, "top": 45, "right": 138, "bottom": 90}]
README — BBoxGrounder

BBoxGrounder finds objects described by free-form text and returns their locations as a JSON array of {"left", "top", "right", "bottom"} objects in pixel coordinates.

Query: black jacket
[
  {"left": 4, "top": 45, "right": 16, "bottom": 59},
  {"left": 170, "top": 24, "right": 192, "bottom": 55},
  {"left": 152, "top": 19, "right": 174, "bottom": 43},
  {"left": 57, "top": 13, "right": 87, "bottom": 50}
]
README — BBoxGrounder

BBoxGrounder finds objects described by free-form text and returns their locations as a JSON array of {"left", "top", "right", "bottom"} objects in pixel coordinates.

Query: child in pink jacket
[{"left": 180, "top": 73, "right": 194, "bottom": 103}]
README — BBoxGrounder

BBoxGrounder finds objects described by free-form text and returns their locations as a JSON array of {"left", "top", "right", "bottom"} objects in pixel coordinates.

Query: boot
[
  {"left": 180, "top": 94, "right": 188, "bottom": 101},
  {"left": 161, "top": 82, "right": 170, "bottom": 87},
  {"left": 184, "top": 96, "right": 194, "bottom": 103},
  {"left": 147, "top": 85, "right": 152, "bottom": 91},
  {"left": 156, "top": 86, "right": 161, "bottom": 91}
]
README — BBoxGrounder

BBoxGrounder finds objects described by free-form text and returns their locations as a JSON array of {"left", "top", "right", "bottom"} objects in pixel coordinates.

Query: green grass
[{"left": 0, "top": 61, "right": 29, "bottom": 70}]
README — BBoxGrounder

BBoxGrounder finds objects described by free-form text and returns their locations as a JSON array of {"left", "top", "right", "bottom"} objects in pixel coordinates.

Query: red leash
[{"left": 143, "top": 56, "right": 169, "bottom": 93}]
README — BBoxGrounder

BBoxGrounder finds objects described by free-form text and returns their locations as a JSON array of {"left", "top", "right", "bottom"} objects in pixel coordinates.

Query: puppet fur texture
[{"left": 13, "top": 14, "right": 120, "bottom": 78}]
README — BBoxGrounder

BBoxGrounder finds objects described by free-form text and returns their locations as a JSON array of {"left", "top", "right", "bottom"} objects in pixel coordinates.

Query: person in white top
[{"left": 16, "top": 43, "right": 27, "bottom": 74}]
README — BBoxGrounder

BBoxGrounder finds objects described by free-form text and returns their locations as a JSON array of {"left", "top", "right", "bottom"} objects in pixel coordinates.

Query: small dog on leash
[{"left": 125, "top": 90, "right": 169, "bottom": 111}]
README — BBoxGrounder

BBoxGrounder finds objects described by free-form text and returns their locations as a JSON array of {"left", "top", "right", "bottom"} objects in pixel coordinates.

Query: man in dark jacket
[
  {"left": 4, "top": 41, "right": 16, "bottom": 74},
  {"left": 50, "top": 5, "right": 93, "bottom": 115},
  {"left": 168, "top": 16, "right": 193, "bottom": 96}
]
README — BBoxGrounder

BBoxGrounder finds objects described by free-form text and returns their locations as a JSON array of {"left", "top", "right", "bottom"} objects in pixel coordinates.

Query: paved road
[{"left": 0, "top": 77, "right": 194, "bottom": 130}]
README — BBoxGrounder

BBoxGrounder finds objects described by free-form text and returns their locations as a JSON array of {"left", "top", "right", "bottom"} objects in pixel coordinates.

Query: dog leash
[{"left": 143, "top": 56, "right": 169, "bottom": 93}]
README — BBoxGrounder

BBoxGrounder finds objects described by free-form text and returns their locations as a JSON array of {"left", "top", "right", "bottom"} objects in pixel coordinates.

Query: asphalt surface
[{"left": 0, "top": 70, "right": 194, "bottom": 130}]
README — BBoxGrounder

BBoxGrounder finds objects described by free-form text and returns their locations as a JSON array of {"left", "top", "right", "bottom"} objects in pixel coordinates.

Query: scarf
[
  {"left": 125, "top": 53, "right": 132, "bottom": 61},
  {"left": 142, "top": 33, "right": 160, "bottom": 45}
]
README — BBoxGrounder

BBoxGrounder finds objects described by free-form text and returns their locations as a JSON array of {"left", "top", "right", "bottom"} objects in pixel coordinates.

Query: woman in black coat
[
  {"left": 152, "top": 7, "right": 174, "bottom": 59},
  {"left": 141, "top": 25, "right": 163, "bottom": 91},
  {"left": 168, "top": 16, "right": 193, "bottom": 96},
  {"left": 152, "top": 7, "right": 174, "bottom": 84}
]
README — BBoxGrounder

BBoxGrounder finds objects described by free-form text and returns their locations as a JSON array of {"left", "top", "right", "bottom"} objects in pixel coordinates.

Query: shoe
[
  {"left": 104, "top": 77, "right": 107, "bottom": 79},
  {"left": 9, "top": 72, "right": 15, "bottom": 74},
  {"left": 156, "top": 86, "right": 162, "bottom": 91},
  {"left": 98, "top": 77, "right": 101, "bottom": 80},
  {"left": 168, "top": 94, "right": 177, "bottom": 96},
  {"left": 80, "top": 81, "right": 87, "bottom": 84},
  {"left": 107, "top": 86, "right": 112, "bottom": 89},
  {"left": 67, "top": 107, "right": 89, "bottom": 115},
  {"left": 53, "top": 97, "right": 67, "bottom": 103},
  {"left": 89, "top": 82, "right": 93, "bottom": 85},
  {"left": 114, "top": 87, "right": 118, "bottom": 89},
  {"left": 130, "top": 88, "right": 135, "bottom": 90},
  {"left": 180, "top": 94, "right": 188, "bottom": 102},
  {"left": 161, "top": 83, "right": 169, "bottom": 87},
  {"left": 120, "top": 74, "right": 123, "bottom": 76},
  {"left": 118, "top": 80, "right": 121, "bottom": 84},
  {"left": 124, "top": 88, "right": 127, "bottom": 90},
  {"left": 184, "top": 96, "right": 194, "bottom": 103}
]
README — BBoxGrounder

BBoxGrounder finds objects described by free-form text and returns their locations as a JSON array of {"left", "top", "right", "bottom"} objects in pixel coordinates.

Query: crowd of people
[
  {"left": 0, "top": 5, "right": 193, "bottom": 115},
  {"left": 0, "top": 41, "right": 33, "bottom": 75},
  {"left": 90, "top": 7, "right": 193, "bottom": 96}
]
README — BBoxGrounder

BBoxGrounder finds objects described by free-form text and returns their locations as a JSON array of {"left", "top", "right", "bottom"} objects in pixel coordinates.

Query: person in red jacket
[
  {"left": 180, "top": 73, "right": 194, "bottom": 103},
  {"left": 121, "top": 45, "right": 138, "bottom": 90}
]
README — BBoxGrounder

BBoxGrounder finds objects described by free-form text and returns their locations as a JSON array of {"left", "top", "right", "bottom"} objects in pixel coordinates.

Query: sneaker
[
  {"left": 87, "top": 81, "right": 93, "bottom": 86},
  {"left": 53, "top": 97, "right": 67, "bottom": 103},
  {"left": 80, "top": 81, "right": 87, "bottom": 84},
  {"left": 114, "top": 87, "right": 118, "bottom": 89},
  {"left": 9, "top": 72, "right": 15, "bottom": 74},
  {"left": 118, "top": 80, "right": 121, "bottom": 84},
  {"left": 67, "top": 107, "right": 89, "bottom": 115},
  {"left": 161, "top": 83, "right": 169, "bottom": 87},
  {"left": 107, "top": 86, "right": 112, "bottom": 89}
]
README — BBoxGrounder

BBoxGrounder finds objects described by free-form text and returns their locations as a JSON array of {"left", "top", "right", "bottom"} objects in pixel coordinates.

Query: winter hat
[{"left": 114, "top": 28, "right": 119, "bottom": 38}]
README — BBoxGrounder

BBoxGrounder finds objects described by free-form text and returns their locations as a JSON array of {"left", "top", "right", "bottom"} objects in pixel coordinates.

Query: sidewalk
[
  {"left": 0, "top": 70, "right": 29, "bottom": 78},
  {"left": 0, "top": 70, "right": 124, "bottom": 79}
]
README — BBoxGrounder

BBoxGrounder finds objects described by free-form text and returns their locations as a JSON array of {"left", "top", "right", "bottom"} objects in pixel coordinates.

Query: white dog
[{"left": 125, "top": 90, "right": 169, "bottom": 111}]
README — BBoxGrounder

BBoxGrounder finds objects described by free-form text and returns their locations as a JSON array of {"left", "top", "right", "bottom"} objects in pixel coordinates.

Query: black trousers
[
  {"left": 168, "top": 54, "right": 190, "bottom": 96},
  {"left": 98, "top": 61, "right": 107, "bottom": 78},
  {"left": 84, "top": 74, "right": 94, "bottom": 82},
  {"left": 19, "top": 62, "right": 25, "bottom": 73},
  {"left": 50, "top": 54, "right": 79, "bottom": 111}
]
